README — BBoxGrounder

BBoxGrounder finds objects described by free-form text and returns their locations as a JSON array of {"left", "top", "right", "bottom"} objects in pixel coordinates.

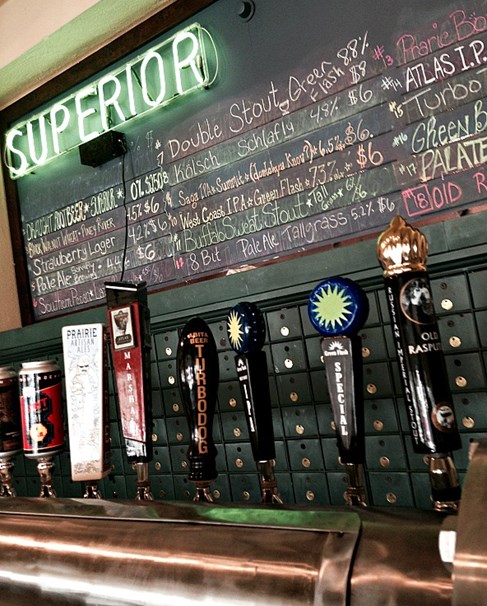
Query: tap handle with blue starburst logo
[
  {"left": 177, "top": 317, "right": 219, "bottom": 503},
  {"left": 227, "top": 302, "right": 283, "bottom": 504},
  {"left": 308, "top": 277, "right": 369, "bottom": 507}
]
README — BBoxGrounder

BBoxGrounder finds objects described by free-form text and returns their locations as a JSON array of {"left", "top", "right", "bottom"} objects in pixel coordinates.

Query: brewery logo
[
  {"left": 400, "top": 277, "right": 435, "bottom": 325},
  {"left": 323, "top": 340, "right": 349, "bottom": 357},
  {"left": 310, "top": 282, "right": 353, "bottom": 334},
  {"left": 22, "top": 388, "right": 55, "bottom": 448},
  {"left": 111, "top": 306, "right": 135, "bottom": 349},
  {"left": 227, "top": 309, "right": 244, "bottom": 351},
  {"left": 431, "top": 403, "right": 456, "bottom": 432}
]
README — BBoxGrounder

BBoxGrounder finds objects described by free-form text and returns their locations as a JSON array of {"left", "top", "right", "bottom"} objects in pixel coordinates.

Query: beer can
[
  {"left": 19, "top": 360, "right": 64, "bottom": 459},
  {"left": 0, "top": 366, "right": 22, "bottom": 458}
]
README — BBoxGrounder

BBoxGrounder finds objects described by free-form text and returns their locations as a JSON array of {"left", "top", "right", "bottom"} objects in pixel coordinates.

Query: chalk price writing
[
  {"left": 336, "top": 32, "right": 369, "bottom": 66},
  {"left": 309, "top": 96, "right": 339, "bottom": 124},
  {"left": 126, "top": 197, "right": 161, "bottom": 223},
  {"left": 348, "top": 83, "right": 373, "bottom": 106},
  {"left": 127, "top": 216, "right": 169, "bottom": 246},
  {"left": 325, "top": 119, "right": 371, "bottom": 155},
  {"left": 350, "top": 200, "right": 376, "bottom": 220},
  {"left": 345, "top": 175, "right": 367, "bottom": 201},
  {"left": 128, "top": 260, "right": 174, "bottom": 286},
  {"left": 356, "top": 142, "right": 384, "bottom": 169},
  {"left": 308, "top": 161, "right": 338, "bottom": 187},
  {"left": 129, "top": 169, "right": 169, "bottom": 202}
]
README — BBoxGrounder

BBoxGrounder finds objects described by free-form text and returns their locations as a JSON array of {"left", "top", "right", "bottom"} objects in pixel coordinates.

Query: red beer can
[
  {"left": 0, "top": 366, "right": 22, "bottom": 457},
  {"left": 19, "top": 360, "right": 64, "bottom": 458}
]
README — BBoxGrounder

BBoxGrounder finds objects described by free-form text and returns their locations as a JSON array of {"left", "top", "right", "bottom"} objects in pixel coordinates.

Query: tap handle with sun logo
[
  {"left": 177, "top": 317, "right": 219, "bottom": 503},
  {"left": 308, "top": 277, "right": 369, "bottom": 507},
  {"left": 227, "top": 302, "right": 283, "bottom": 504}
]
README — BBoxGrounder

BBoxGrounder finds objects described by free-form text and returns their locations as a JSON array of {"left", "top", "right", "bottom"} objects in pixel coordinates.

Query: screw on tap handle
[
  {"left": 177, "top": 317, "right": 218, "bottom": 484},
  {"left": 308, "top": 277, "right": 369, "bottom": 465},
  {"left": 227, "top": 302, "right": 276, "bottom": 462},
  {"left": 377, "top": 218, "right": 462, "bottom": 455}
]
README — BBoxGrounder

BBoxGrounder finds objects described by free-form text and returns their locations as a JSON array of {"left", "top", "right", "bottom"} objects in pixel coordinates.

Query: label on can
[
  {"left": 0, "top": 368, "right": 22, "bottom": 455},
  {"left": 19, "top": 362, "right": 64, "bottom": 457}
]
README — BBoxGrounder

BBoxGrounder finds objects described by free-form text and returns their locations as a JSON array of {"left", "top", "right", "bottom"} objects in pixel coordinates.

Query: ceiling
[{"left": 0, "top": 0, "right": 175, "bottom": 110}]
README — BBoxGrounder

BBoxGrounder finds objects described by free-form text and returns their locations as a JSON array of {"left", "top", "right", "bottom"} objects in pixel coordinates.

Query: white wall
[{"left": 0, "top": 0, "right": 174, "bottom": 331}]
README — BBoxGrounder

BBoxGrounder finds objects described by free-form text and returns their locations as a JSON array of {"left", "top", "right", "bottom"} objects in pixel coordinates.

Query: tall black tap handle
[
  {"left": 308, "top": 277, "right": 369, "bottom": 465},
  {"left": 227, "top": 302, "right": 276, "bottom": 462},
  {"left": 177, "top": 317, "right": 218, "bottom": 484}
]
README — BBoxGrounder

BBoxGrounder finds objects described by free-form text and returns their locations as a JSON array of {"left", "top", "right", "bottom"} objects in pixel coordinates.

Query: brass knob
[
  {"left": 367, "top": 383, "right": 377, "bottom": 394},
  {"left": 386, "top": 492, "right": 397, "bottom": 504}
]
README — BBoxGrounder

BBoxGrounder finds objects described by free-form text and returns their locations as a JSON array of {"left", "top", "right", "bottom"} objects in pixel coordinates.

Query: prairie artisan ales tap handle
[
  {"left": 308, "top": 277, "right": 369, "bottom": 507},
  {"left": 377, "top": 216, "right": 461, "bottom": 512},
  {"left": 62, "top": 324, "right": 111, "bottom": 499},
  {"left": 227, "top": 302, "right": 282, "bottom": 504},
  {"left": 106, "top": 282, "right": 154, "bottom": 501},
  {"left": 177, "top": 317, "right": 219, "bottom": 503}
]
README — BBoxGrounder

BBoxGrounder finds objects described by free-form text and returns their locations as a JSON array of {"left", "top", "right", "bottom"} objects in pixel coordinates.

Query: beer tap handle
[
  {"left": 227, "top": 302, "right": 283, "bottom": 504},
  {"left": 177, "top": 317, "right": 219, "bottom": 503},
  {"left": 308, "top": 277, "right": 369, "bottom": 507},
  {"left": 377, "top": 216, "right": 461, "bottom": 512},
  {"left": 105, "top": 282, "right": 154, "bottom": 501},
  {"left": 62, "top": 324, "right": 112, "bottom": 499}
]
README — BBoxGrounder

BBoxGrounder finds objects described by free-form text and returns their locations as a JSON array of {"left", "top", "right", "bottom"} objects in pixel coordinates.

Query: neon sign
[{"left": 4, "top": 23, "right": 217, "bottom": 179}]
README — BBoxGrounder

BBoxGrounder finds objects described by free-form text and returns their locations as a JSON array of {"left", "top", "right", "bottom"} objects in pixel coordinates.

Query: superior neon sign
[{"left": 4, "top": 23, "right": 217, "bottom": 179}]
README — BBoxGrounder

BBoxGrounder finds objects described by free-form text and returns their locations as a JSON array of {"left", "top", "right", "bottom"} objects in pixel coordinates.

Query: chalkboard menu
[{"left": 3, "top": 0, "right": 487, "bottom": 320}]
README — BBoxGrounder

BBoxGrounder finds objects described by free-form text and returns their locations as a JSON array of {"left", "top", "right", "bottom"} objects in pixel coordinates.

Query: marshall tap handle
[
  {"left": 308, "top": 277, "right": 369, "bottom": 507},
  {"left": 227, "top": 302, "right": 283, "bottom": 504},
  {"left": 106, "top": 282, "right": 153, "bottom": 501},
  {"left": 377, "top": 216, "right": 461, "bottom": 512},
  {"left": 177, "top": 317, "right": 219, "bottom": 503}
]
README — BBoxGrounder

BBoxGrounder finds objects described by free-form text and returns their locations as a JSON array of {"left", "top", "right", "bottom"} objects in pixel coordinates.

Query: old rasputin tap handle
[
  {"left": 377, "top": 216, "right": 461, "bottom": 512},
  {"left": 177, "top": 317, "right": 219, "bottom": 502},
  {"left": 227, "top": 302, "right": 282, "bottom": 504},
  {"left": 308, "top": 277, "right": 369, "bottom": 506}
]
